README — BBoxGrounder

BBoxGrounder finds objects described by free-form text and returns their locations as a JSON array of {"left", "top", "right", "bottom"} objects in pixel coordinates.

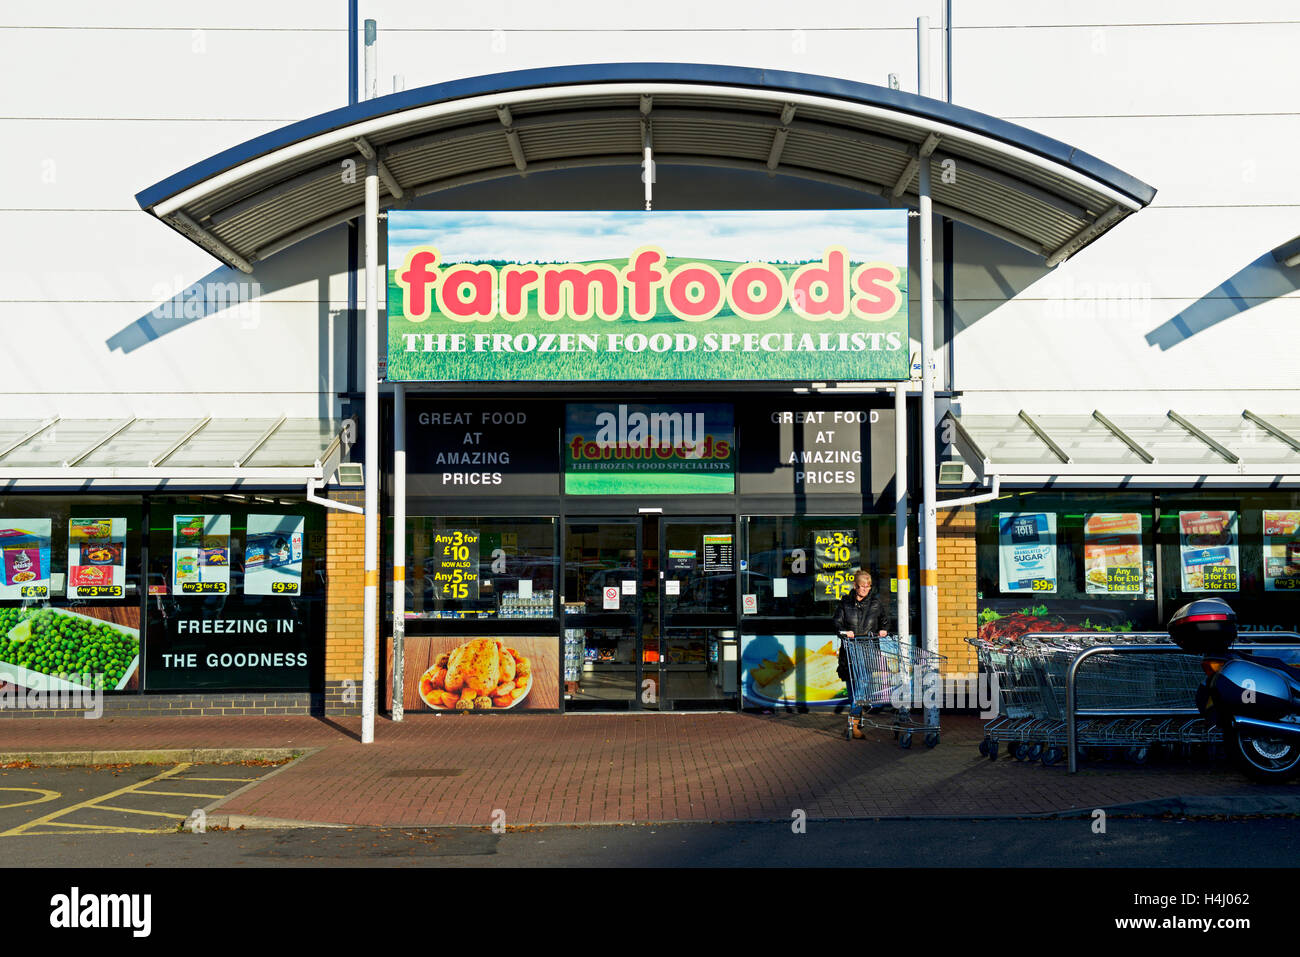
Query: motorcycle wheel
[{"left": 1228, "top": 728, "right": 1300, "bottom": 783}]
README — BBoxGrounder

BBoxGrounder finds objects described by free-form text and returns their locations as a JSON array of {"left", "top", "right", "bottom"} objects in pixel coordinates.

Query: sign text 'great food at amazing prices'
[{"left": 386, "top": 210, "right": 909, "bottom": 382}]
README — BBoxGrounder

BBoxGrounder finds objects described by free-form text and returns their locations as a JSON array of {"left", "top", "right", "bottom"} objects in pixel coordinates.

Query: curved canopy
[{"left": 136, "top": 63, "right": 1156, "bottom": 273}]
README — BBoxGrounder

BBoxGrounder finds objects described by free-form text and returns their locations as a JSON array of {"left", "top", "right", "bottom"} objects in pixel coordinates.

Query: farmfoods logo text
[
  {"left": 564, "top": 403, "right": 735, "bottom": 495},
  {"left": 386, "top": 210, "right": 909, "bottom": 382}
]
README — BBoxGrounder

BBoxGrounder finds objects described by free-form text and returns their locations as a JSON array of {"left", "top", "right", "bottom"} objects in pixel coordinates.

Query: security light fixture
[{"left": 335, "top": 463, "right": 365, "bottom": 486}]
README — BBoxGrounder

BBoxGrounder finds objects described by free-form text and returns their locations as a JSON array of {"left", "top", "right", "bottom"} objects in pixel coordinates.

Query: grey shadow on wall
[
  {"left": 945, "top": 219, "right": 1053, "bottom": 374},
  {"left": 1144, "top": 235, "right": 1300, "bottom": 351},
  {"left": 104, "top": 227, "right": 353, "bottom": 421}
]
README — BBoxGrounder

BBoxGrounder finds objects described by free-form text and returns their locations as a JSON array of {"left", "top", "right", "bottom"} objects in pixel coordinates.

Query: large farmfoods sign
[{"left": 386, "top": 210, "right": 909, "bottom": 382}]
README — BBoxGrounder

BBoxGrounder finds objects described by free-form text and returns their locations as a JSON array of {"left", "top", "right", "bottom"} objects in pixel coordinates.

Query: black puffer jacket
[{"left": 833, "top": 588, "right": 891, "bottom": 680}]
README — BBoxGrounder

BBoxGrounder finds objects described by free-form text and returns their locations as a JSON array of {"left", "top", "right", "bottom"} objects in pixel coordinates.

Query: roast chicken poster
[{"left": 389, "top": 636, "right": 559, "bottom": 712}]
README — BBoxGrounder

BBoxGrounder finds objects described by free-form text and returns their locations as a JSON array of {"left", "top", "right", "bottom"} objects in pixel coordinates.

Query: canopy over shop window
[
  {"left": 948, "top": 410, "right": 1300, "bottom": 487},
  {"left": 135, "top": 63, "right": 1155, "bottom": 271},
  {"left": 0, "top": 416, "right": 350, "bottom": 490}
]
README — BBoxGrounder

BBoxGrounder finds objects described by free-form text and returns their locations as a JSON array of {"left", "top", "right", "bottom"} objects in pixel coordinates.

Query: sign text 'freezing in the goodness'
[{"left": 386, "top": 210, "right": 909, "bottom": 382}]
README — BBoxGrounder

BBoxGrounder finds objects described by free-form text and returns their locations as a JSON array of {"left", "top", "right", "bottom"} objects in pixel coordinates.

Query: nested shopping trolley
[
  {"left": 842, "top": 634, "right": 946, "bottom": 749},
  {"left": 968, "top": 632, "right": 1217, "bottom": 766}
]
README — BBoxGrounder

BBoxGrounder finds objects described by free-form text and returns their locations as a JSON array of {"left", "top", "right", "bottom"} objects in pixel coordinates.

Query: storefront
[
  {"left": 384, "top": 392, "right": 903, "bottom": 712},
  {"left": 0, "top": 419, "right": 348, "bottom": 716},
  {"left": 950, "top": 413, "right": 1300, "bottom": 667},
  {"left": 380, "top": 206, "right": 912, "bottom": 712},
  {"left": 118, "top": 60, "right": 1161, "bottom": 724}
]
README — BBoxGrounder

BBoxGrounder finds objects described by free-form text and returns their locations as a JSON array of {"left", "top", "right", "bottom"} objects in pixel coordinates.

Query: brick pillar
[
  {"left": 325, "top": 489, "right": 367, "bottom": 715},
  {"left": 936, "top": 505, "right": 976, "bottom": 674}
]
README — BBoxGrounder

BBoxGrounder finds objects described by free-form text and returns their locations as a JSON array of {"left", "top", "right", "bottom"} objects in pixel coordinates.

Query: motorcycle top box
[{"left": 1168, "top": 598, "right": 1238, "bottom": 655}]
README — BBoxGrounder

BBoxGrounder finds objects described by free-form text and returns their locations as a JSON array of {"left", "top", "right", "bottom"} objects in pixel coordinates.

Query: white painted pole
[
  {"left": 894, "top": 384, "right": 909, "bottom": 645},
  {"left": 918, "top": 16, "right": 939, "bottom": 729},
  {"left": 360, "top": 18, "right": 380, "bottom": 744},
  {"left": 643, "top": 132, "right": 653, "bottom": 211},
  {"left": 361, "top": 154, "right": 378, "bottom": 744},
  {"left": 364, "top": 19, "right": 377, "bottom": 101},
  {"left": 392, "top": 382, "right": 406, "bottom": 721}
]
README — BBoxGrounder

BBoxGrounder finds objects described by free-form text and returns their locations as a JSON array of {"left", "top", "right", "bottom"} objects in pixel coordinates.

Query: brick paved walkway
[{"left": 2, "top": 711, "right": 1290, "bottom": 826}]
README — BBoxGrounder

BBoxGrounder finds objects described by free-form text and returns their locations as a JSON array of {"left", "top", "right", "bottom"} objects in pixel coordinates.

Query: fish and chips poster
[
  {"left": 1179, "top": 510, "right": 1238, "bottom": 592},
  {"left": 741, "top": 634, "right": 847, "bottom": 709},
  {"left": 1083, "top": 513, "right": 1143, "bottom": 595},
  {"left": 1263, "top": 510, "right": 1300, "bottom": 591},
  {"left": 67, "top": 518, "right": 127, "bottom": 599},
  {"left": 172, "top": 514, "right": 231, "bottom": 595},
  {"left": 0, "top": 520, "right": 51, "bottom": 600},
  {"left": 998, "top": 513, "right": 1057, "bottom": 594}
]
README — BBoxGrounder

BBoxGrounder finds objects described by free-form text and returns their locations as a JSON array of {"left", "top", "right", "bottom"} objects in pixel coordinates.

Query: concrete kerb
[
  {"left": 0, "top": 747, "right": 307, "bottom": 767},
  {"left": 199, "top": 748, "right": 327, "bottom": 830}
]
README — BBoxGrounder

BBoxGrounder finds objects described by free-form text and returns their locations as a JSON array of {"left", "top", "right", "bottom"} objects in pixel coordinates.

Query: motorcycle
[{"left": 1169, "top": 598, "right": 1300, "bottom": 782}]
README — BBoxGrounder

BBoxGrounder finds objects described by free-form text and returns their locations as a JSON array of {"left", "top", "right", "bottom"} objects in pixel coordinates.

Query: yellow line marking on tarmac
[
  {"left": 42, "top": 821, "right": 162, "bottom": 833},
  {"left": 0, "top": 762, "right": 191, "bottom": 837},
  {"left": 178, "top": 777, "right": 262, "bottom": 783},
  {"left": 132, "top": 789, "right": 226, "bottom": 799},
  {"left": 0, "top": 788, "right": 60, "bottom": 810},
  {"left": 95, "top": 805, "right": 188, "bottom": 819}
]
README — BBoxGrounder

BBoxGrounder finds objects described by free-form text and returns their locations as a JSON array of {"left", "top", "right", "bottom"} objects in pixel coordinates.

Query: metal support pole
[
  {"left": 917, "top": 16, "right": 939, "bottom": 730},
  {"left": 391, "top": 383, "right": 406, "bottom": 721},
  {"left": 364, "top": 20, "right": 377, "bottom": 101},
  {"left": 361, "top": 155, "right": 379, "bottom": 744},
  {"left": 894, "top": 384, "right": 909, "bottom": 645},
  {"left": 643, "top": 131, "right": 653, "bottom": 211}
]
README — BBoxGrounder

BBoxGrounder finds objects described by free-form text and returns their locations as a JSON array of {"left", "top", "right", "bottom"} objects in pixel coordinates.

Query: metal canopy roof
[
  {"left": 136, "top": 63, "right": 1156, "bottom": 272},
  {"left": 949, "top": 410, "right": 1300, "bottom": 487},
  {"left": 0, "top": 417, "right": 349, "bottom": 489}
]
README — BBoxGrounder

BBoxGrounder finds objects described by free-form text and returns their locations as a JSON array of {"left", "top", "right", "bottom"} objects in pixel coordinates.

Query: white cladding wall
[{"left": 2, "top": 1, "right": 1296, "bottom": 418}]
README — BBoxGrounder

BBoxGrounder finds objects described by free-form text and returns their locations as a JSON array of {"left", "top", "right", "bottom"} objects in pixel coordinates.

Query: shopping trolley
[
  {"left": 968, "top": 632, "right": 1219, "bottom": 766},
  {"left": 841, "top": 634, "right": 946, "bottom": 749}
]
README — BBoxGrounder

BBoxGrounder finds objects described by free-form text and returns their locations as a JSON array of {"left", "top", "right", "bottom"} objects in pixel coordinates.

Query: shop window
[
  {"left": 740, "top": 514, "right": 896, "bottom": 622},
  {"left": 975, "top": 492, "right": 1159, "bottom": 643},
  {"left": 1158, "top": 492, "right": 1300, "bottom": 635},
  {"left": 394, "top": 516, "right": 557, "bottom": 621},
  {"left": 144, "top": 496, "right": 325, "bottom": 692},
  {"left": 0, "top": 495, "right": 144, "bottom": 694}
]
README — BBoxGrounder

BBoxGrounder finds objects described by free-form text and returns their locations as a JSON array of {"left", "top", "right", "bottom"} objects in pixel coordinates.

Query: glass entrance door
[
  {"left": 563, "top": 516, "right": 739, "bottom": 711},
  {"left": 659, "top": 517, "right": 739, "bottom": 709},
  {"left": 563, "top": 519, "right": 646, "bottom": 710}
]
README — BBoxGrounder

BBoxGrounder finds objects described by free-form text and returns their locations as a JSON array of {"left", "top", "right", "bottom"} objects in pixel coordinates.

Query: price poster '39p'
[{"left": 998, "top": 512, "right": 1057, "bottom": 594}]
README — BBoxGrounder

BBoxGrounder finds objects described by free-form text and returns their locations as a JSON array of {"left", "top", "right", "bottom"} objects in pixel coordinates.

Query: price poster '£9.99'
[
  {"left": 998, "top": 513, "right": 1057, "bottom": 594},
  {"left": 244, "top": 515, "right": 305, "bottom": 596},
  {"left": 172, "top": 514, "right": 231, "bottom": 595},
  {"left": 1179, "top": 510, "right": 1238, "bottom": 592},
  {"left": 0, "top": 520, "right": 51, "bottom": 600},
  {"left": 1263, "top": 511, "right": 1300, "bottom": 592}
]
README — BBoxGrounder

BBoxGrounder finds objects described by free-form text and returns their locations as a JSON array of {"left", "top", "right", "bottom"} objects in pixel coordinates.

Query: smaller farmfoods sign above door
[{"left": 386, "top": 210, "right": 909, "bottom": 382}]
